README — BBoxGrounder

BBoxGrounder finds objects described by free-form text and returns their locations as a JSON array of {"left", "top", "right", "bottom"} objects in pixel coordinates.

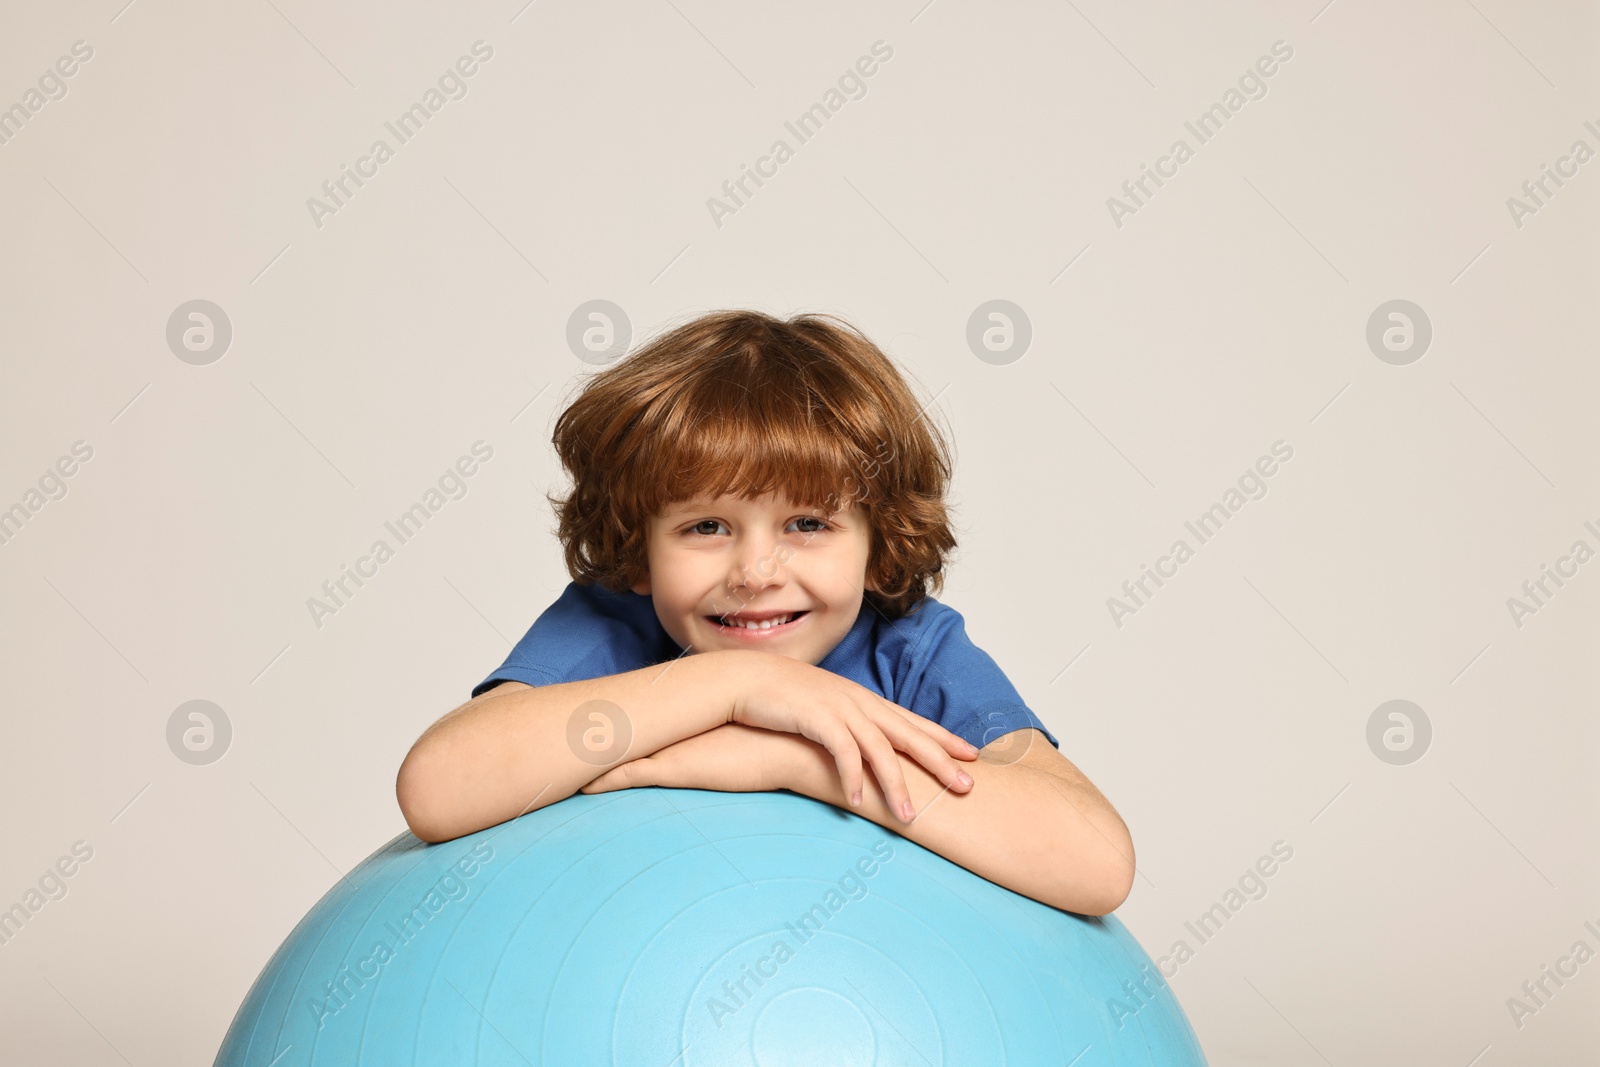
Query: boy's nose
[{"left": 729, "top": 535, "right": 788, "bottom": 591}]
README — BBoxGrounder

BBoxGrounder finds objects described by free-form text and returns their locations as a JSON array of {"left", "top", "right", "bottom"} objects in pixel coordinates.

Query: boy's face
[{"left": 632, "top": 490, "right": 875, "bottom": 664}]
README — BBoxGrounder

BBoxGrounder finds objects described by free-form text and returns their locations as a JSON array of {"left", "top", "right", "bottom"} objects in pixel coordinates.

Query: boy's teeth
[{"left": 723, "top": 613, "right": 793, "bottom": 629}]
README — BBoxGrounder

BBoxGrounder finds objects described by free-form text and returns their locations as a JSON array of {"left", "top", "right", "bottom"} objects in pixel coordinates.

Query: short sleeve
[
  {"left": 470, "top": 582, "right": 676, "bottom": 699},
  {"left": 472, "top": 658, "right": 560, "bottom": 700},
  {"left": 894, "top": 604, "right": 1060, "bottom": 752}
]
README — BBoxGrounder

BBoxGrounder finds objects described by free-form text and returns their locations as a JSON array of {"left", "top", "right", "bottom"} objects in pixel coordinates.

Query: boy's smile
[{"left": 631, "top": 491, "right": 874, "bottom": 665}]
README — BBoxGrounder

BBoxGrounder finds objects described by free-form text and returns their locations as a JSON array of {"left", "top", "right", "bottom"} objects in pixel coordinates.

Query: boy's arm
[
  {"left": 400, "top": 649, "right": 981, "bottom": 844},
  {"left": 396, "top": 651, "right": 748, "bottom": 842},
  {"left": 588, "top": 722, "right": 1135, "bottom": 916},
  {"left": 793, "top": 728, "right": 1137, "bottom": 916}
]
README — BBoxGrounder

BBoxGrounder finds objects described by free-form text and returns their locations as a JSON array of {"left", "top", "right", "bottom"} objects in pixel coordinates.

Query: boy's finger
[
  {"left": 822, "top": 724, "right": 866, "bottom": 809},
  {"left": 859, "top": 710, "right": 970, "bottom": 803},
  {"left": 885, "top": 702, "right": 980, "bottom": 758},
  {"left": 856, "top": 726, "right": 914, "bottom": 822},
  {"left": 906, "top": 734, "right": 976, "bottom": 794},
  {"left": 876, "top": 711, "right": 977, "bottom": 787}
]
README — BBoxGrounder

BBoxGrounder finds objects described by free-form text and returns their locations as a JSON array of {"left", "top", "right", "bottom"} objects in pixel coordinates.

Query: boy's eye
[{"left": 684, "top": 517, "right": 828, "bottom": 536}]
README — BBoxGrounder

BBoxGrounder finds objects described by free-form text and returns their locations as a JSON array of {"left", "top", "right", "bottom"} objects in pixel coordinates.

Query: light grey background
[{"left": 1, "top": 1, "right": 1595, "bottom": 1064}]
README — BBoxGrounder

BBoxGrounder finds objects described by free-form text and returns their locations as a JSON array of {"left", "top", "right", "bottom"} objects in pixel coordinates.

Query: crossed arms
[{"left": 396, "top": 649, "right": 1135, "bottom": 916}]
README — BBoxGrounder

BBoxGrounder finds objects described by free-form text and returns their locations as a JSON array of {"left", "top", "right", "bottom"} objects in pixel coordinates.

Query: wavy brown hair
[{"left": 547, "top": 309, "right": 957, "bottom": 619}]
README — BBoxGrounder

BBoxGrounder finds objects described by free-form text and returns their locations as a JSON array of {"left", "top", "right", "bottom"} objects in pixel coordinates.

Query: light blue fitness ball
[{"left": 214, "top": 787, "right": 1206, "bottom": 1065}]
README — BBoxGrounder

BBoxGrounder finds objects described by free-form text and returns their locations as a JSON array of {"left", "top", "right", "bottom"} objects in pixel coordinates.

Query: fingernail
[
  {"left": 957, "top": 772, "right": 973, "bottom": 788},
  {"left": 901, "top": 801, "right": 915, "bottom": 821},
  {"left": 851, "top": 790, "right": 862, "bottom": 807}
]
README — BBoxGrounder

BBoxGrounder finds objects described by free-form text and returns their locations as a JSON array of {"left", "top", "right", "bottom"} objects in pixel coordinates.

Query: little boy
[{"left": 396, "top": 310, "right": 1135, "bottom": 915}]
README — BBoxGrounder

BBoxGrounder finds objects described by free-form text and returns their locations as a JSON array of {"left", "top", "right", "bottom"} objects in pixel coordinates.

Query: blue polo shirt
[{"left": 472, "top": 581, "right": 1059, "bottom": 752}]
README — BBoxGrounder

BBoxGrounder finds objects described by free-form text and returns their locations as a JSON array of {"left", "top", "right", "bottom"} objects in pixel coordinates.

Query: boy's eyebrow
[{"left": 659, "top": 497, "right": 842, "bottom": 520}]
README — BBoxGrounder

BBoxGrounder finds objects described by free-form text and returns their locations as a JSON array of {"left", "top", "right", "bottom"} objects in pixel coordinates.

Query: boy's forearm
[
  {"left": 396, "top": 651, "right": 743, "bottom": 842},
  {"left": 785, "top": 739, "right": 1135, "bottom": 916}
]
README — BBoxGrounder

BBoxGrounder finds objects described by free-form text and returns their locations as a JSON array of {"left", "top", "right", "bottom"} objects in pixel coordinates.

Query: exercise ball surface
[{"left": 214, "top": 787, "right": 1206, "bottom": 1065}]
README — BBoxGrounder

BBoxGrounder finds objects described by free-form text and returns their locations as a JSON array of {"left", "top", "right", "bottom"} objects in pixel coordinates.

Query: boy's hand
[
  {"left": 724, "top": 649, "right": 979, "bottom": 822},
  {"left": 579, "top": 722, "right": 800, "bottom": 796}
]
